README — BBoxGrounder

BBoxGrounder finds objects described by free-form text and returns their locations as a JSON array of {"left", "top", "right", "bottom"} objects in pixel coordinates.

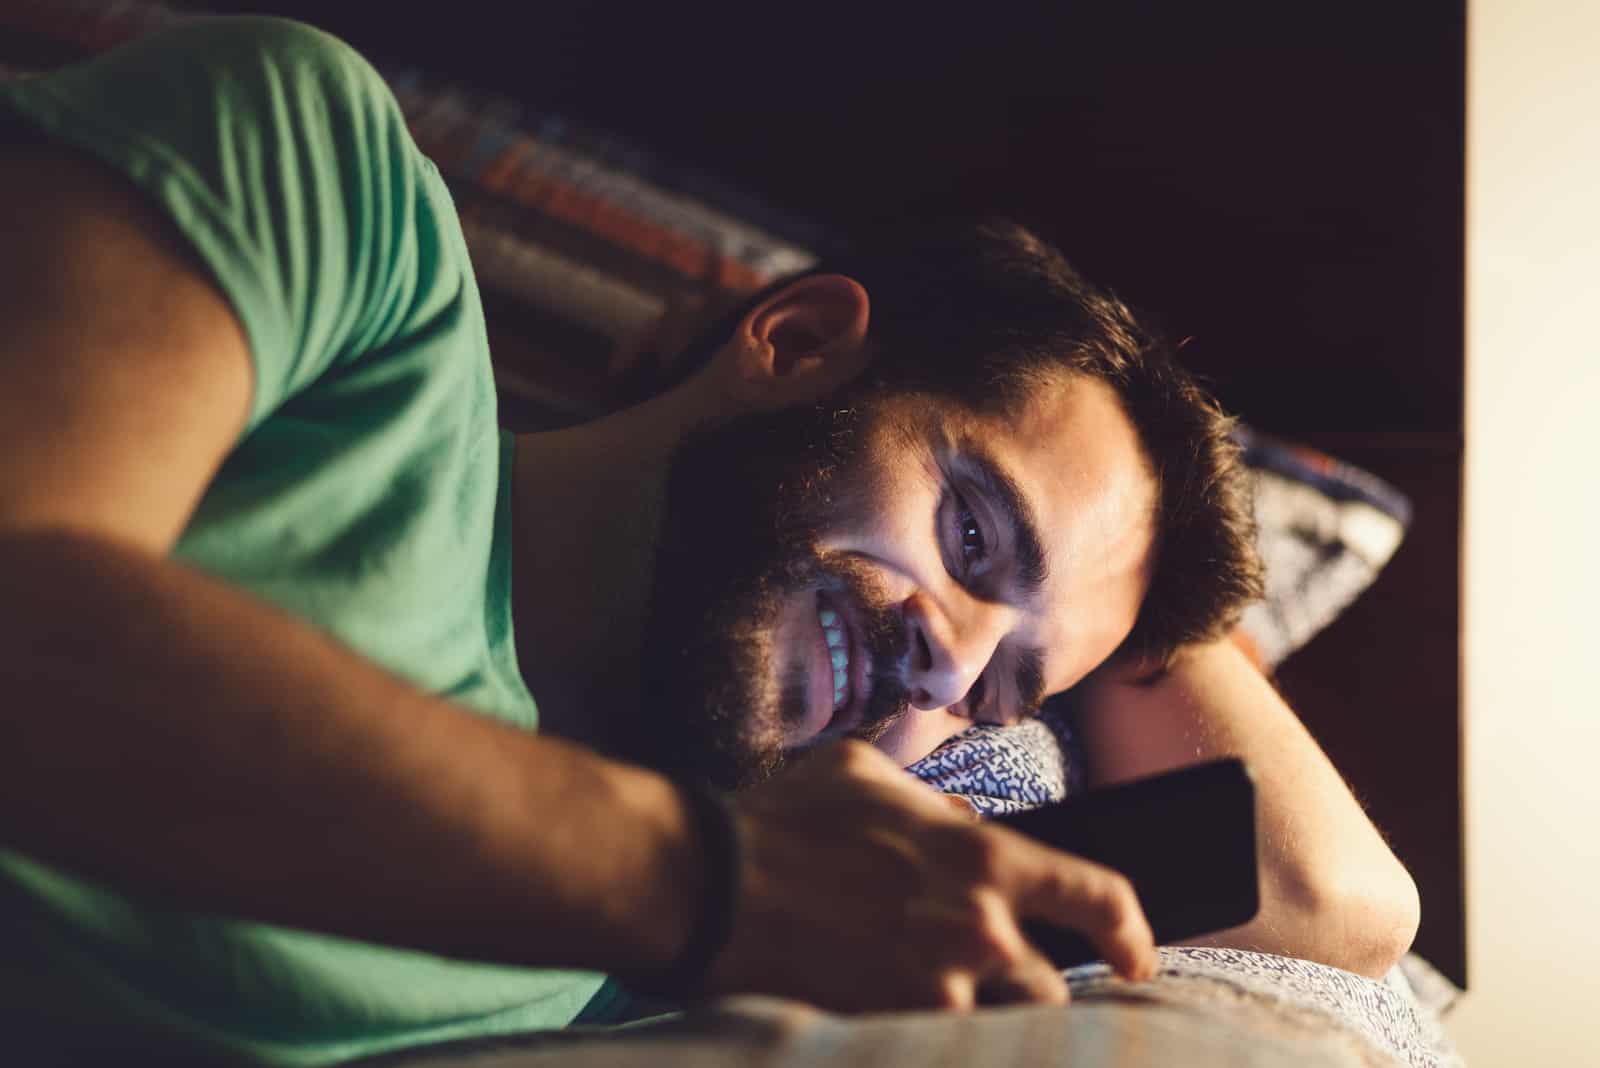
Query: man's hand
[{"left": 704, "top": 741, "right": 1158, "bottom": 1011}]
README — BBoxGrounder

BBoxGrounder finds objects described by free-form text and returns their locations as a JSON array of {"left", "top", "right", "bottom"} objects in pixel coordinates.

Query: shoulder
[
  {"left": 148, "top": 16, "right": 402, "bottom": 123},
  {"left": 152, "top": 15, "right": 384, "bottom": 85}
]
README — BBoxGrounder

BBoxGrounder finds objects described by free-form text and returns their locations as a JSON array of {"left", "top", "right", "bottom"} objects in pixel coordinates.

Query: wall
[{"left": 1452, "top": 0, "right": 1600, "bottom": 1061}]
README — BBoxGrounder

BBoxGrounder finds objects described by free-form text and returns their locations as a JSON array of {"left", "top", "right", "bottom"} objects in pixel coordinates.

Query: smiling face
[
  {"left": 817, "top": 376, "right": 1160, "bottom": 765},
  {"left": 628, "top": 369, "right": 1158, "bottom": 787}
]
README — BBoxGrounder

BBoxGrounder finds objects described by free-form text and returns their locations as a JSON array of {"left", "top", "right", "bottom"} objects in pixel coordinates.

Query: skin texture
[
  {"left": 1072, "top": 640, "right": 1422, "bottom": 978},
  {"left": 809, "top": 384, "right": 1157, "bottom": 762}
]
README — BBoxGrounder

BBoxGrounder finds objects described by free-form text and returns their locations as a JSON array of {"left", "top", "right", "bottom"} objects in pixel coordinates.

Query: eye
[{"left": 952, "top": 490, "right": 989, "bottom": 568}]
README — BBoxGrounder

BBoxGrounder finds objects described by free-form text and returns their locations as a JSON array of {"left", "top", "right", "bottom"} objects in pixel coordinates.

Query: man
[{"left": 0, "top": 16, "right": 1419, "bottom": 1066}]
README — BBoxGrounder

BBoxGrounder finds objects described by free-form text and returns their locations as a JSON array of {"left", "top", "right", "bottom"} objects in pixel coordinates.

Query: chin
[{"left": 871, "top": 707, "right": 972, "bottom": 766}]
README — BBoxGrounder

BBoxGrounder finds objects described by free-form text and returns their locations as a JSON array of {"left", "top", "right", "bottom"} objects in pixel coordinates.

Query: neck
[{"left": 507, "top": 379, "right": 710, "bottom": 750}]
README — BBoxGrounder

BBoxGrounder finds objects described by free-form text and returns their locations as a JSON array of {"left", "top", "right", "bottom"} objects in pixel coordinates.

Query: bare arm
[
  {"left": 2, "top": 524, "right": 722, "bottom": 971},
  {"left": 0, "top": 137, "right": 704, "bottom": 974},
  {"left": 0, "top": 140, "right": 1156, "bottom": 1008},
  {"left": 1071, "top": 639, "right": 1420, "bottom": 977}
]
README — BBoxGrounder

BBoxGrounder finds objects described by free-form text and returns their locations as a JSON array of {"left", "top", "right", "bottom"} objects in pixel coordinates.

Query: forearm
[
  {"left": 1071, "top": 639, "right": 1419, "bottom": 977},
  {"left": 0, "top": 527, "right": 697, "bottom": 974}
]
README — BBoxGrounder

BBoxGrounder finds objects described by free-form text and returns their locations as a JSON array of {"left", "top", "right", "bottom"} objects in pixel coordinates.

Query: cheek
[
  {"left": 872, "top": 706, "right": 971, "bottom": 766},
  {"left": 818, "top": 456, "right": 943, "bottom": 573}
]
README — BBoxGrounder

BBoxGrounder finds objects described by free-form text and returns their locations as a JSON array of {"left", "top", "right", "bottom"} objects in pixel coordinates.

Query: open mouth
[{"left": 816, "top": 590, "right": 869, "bottom": 734}]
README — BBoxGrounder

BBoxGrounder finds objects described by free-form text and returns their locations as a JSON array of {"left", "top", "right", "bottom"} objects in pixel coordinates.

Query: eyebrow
[
  {"left": 959, "top": 441, "right": 1050, "bottom": 718},
  {"left": 961, "top": 442, "right": 1050, "bottom": 596}
]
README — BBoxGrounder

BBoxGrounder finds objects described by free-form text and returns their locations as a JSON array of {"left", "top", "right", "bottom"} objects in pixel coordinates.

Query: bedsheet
[
  {"left": 360, "top": 948, "right": 1462, "bottom": 1068},
  {"left": 1064, "top": 947, "right": 1463, "bottom": 1068}
]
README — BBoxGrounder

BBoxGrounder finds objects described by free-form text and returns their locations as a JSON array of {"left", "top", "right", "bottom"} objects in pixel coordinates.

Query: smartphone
[{"left": 992, "top": 757, "right": 1259, "bottom": 968}]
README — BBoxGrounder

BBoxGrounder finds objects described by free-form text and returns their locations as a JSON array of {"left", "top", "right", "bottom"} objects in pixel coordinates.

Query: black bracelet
[{"left": 625, "top": 778, "right": 743, "bottom": 997}]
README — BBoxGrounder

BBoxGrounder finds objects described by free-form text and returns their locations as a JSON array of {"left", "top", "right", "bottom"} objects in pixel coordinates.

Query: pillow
[
  {"left": 0, "top": 0, "right": 182, "bottom": 59},
  {"left": 1, "top": 0, "right": 824, "bottom": 425},
  {"left": 381, "top": 64, "right": 824, "bottom": 375},
  {"left": 1229, "top": 425, "right": 1411, "bottom": 671},
  {"left": 900, "top": 705, "right": 1084, "bottom": 818}
]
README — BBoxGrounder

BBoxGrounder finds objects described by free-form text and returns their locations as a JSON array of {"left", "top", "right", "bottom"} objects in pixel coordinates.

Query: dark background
[{"left": 202, "top": 0, "right": 1469, "bottom": 985}]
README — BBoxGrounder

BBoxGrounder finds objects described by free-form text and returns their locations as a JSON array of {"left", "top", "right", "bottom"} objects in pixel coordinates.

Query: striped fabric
[
  {"left": 383, "top": 65, "right": 821, "bottom": 355},
  {"left": 0, "top": 0, "right": 824, "bottom": 405}
]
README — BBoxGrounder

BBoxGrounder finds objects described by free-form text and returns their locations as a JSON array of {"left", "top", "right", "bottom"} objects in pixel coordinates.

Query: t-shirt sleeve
[{"left": 0, "top": 17, "right": 452, "bottom": 432}]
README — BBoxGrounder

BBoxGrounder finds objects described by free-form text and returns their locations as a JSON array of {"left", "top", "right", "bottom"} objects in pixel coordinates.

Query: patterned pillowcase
[
  {"left": 1229, "top": 425, "right": 1411, "bottom": 671},
  {"left": 904, "top": 705, "right": 1083, "bottom": 818}
]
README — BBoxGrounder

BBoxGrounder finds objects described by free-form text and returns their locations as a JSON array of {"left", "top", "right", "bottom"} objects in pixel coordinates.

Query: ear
[{"left": 722, "top": 273, "right": 871, "bottom": 411}]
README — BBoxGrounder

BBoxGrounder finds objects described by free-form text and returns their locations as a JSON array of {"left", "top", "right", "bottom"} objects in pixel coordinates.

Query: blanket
[{"left": 359, "top": 948, "right": 1462, "bottom": 1068}]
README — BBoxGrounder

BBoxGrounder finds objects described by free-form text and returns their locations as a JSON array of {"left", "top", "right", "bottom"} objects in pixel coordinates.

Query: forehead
[{"left": 923, "top": 375, "right": 1158, "bottom": 693}]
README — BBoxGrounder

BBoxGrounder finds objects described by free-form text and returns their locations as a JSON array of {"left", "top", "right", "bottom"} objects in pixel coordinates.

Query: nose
[{"left": 902, "top": 588, "right": 1010, "bottom": 711}]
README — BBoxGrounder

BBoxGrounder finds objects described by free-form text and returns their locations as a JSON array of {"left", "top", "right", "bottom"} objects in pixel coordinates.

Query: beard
[{"left": 614, "top": 392, "right": 914, "bottom": 790}]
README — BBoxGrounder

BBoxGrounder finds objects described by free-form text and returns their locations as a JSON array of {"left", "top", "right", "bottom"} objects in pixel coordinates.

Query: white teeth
[{"left": 818, "top": 604, "right": 849, "bottom": 712}]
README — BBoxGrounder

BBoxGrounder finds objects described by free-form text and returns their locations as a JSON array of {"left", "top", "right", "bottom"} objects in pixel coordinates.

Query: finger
[
  {"left": 933, "top": 969, "right": 979, "bottom": 1011},
  {"left": 920, "top": 888, "right": 1070, "bottom": 1007},
  {"left": 977, "top": 945, "right": 1070, "bottom": 1006},
  {"left": 943, "top": 794, "right": 981, "bottom": 821},
  {"left": 970, "top": 891, "right": 1070, "bottom": 1006},
  {"left": 807, "top": 740, "right": 952, "bottom": 813},
  {"left": 977, "top": 966, "right": 1070, "bottom": 1006},
  {"left": 805, "top": 741, "right": 985, "bottom": 826},
  {"left": 1010, "top": 842, "right": 1158, "bottom": 981},
  {"left": 889, "top": 774, "right": 982, "bottom": 822}
]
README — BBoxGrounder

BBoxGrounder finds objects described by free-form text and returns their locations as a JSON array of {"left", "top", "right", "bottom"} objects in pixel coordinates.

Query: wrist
[
  {"left": 619, "top": 778, "right": 743, "bottom": 996},
  {"left": 594, "top": 764, "right": 706, "bottom": 973}
]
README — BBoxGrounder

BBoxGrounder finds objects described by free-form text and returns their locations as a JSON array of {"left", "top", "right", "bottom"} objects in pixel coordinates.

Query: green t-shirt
[{"left": 0, "top": 16, "right": 610, "bottom": 1064}]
